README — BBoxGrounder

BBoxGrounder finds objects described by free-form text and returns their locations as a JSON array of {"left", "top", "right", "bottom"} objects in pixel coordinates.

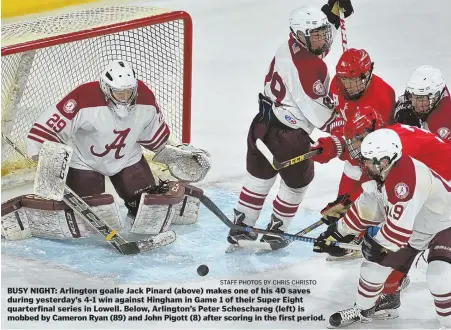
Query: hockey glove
[
  {"left": 320, "top": 193, "right": 352, "bottom": 225},
  {"left": 313, "top": 222, "right": 355, "bottom": 256},
  {"left": 394, "top": 101, "right": 421, "bottom": 128},
  {"left": 321, "top": 0, "right": 354, "bottom": 29},
  {"left": 310, "top": 135, "right": 344, "bottom": 164},
  {"left": 361, "top": 226, "right": 388, "bottom": 263}
]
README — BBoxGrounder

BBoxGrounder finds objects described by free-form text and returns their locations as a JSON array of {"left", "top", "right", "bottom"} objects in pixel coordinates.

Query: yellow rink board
[{"left": 2, "top": 0, "right": 97, "bottom": 18}]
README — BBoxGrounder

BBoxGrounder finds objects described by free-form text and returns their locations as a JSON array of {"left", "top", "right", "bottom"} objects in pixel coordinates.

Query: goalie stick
[
  {"left": 1, "top": 133, "right": 175, "bottom": 255},
  {"left": 200, "top": 194, "right": 359, "bottom": 250},
  {"left": 255, "top": 139, "right": 322, "bottom": 170}
]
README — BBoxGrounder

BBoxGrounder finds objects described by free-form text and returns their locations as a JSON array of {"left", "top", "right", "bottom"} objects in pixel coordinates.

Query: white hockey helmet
[
  {"left": 289, "top": 6, "right": 333, "bottom": 57},
  {"left": 100, "top": 60, "right": 138, "bottom": 118},
  {"left": 360, "top": 129, "right": 402, "bottom": 182},
  {"left": 405, "top": 65, "right": 446, "bottom": 119}
]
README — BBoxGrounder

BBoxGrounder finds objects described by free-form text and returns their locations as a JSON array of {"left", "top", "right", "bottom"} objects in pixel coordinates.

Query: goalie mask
[
  {"left": 404, "top": 65, "right": 446, "bottom": 121},
  {"left": 360, "top": 129, "right": 402, "bottom": 183},
  {"left": 289, "top": 6, "right": 333, "bottom": 58},
  {"left": 336, "top": 49, "right": 374, "bottom": 100},
  {"left": 100, "top": 60, "right": 138, "bottom": 118},
  {"left": 343, "top": 105, "right": 385, "bottom": 160}
]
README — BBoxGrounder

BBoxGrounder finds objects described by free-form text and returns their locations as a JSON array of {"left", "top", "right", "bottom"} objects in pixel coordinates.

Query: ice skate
[
  {"left": 225, "top": 209, "right": 257, "bottom": 253},
  {"left": 328, "top": 305, "right": 375, "bottom": 328}
]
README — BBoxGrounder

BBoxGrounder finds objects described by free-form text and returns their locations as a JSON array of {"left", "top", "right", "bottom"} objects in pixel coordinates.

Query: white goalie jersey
[{"left": 27, "top": 80, "right": 170, "bottom": 176}]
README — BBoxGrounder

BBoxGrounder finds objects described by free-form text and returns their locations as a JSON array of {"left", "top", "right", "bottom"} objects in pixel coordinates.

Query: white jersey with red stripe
[
  {"left": 263, "top": 34, "right": 335, "bottom": 134},
  {"left": 27, "top": 80, "right": 170, "bottom": 176},
  {"left": 337, "top": 155, "right": 451, "bottom": 251}
]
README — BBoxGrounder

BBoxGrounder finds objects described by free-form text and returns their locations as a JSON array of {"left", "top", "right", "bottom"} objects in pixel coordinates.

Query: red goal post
[{"left": 1, "top": 5, "right": 192, "bottom": 189}]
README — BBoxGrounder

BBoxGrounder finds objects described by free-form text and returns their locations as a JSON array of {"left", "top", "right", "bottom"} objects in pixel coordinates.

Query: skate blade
[
  {"left": 327, "top": 319, "right": 359, "bottom": 329},
  {"left": 225, "top": 241, "right": 272, "bottom": 253},
  {"left": 373, "top": 309, "right": 399, "bottom": 320},
  {"left": 326, "top": 250, "right": 363, "bottom": 262}
]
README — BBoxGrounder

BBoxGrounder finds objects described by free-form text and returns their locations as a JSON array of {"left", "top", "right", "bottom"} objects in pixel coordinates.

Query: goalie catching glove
[{"left": 153, "top": 143, "right": 211, "bottom": 182}]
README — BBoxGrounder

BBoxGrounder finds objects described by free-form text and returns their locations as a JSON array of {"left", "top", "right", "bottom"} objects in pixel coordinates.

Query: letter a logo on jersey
[{"left": 90, "top": 128, "right": 131, "bottom": 159}]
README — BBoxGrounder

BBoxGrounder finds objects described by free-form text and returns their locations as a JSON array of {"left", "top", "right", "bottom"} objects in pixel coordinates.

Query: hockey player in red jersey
[
  {"left": 394, "top": 65, "right": 451, "bottom": 142},
  {"left": 314, "top": 129, "right": 451, "bottom": 328},
  {"left": 312, "top": 105, "right": 451, "bottom": 319},
  {"left": 227, "top": 2, "right": 354, "bottom": 251},
  {"left": 1, "top": 60, "right": 209, "bottom": 242},
  {"left": 312, "top": 47, "right": 396, "bottom": 154}
]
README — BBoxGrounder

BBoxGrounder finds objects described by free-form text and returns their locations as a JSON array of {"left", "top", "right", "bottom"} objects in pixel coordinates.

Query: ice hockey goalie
[{"left": 1, "top": 60, "right": 209, "bottom": 242}]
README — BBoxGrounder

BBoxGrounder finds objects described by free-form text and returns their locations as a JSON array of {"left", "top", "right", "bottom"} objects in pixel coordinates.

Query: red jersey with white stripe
[
  {"left": 263, "top": 34, "right": 335, "bottom": 134},
  {"left": 337, "top": 124, "right": 451, "bottom": 201},
  {"left": 27, "top": 80, "right": 169, "bottom": 176},
  {"left": 338, "top": 156, "right": 451, "bottom": 251}
]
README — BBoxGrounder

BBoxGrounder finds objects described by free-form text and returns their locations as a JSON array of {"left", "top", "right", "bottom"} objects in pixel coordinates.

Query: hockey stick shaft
[
  {"left": 255, "top": 139, "right": 321, "bottom": 171},
  {"left": 200, "top": 194, "right": 359, "bottom": 250},
  {"left": 1, "top": 133, "right": 174, "bottom": 255},
  {"left": 339, "top": 9, "right": 348, "bottom": 52}
]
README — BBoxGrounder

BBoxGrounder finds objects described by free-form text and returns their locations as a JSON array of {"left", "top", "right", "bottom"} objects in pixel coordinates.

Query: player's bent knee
[
  {"left": 130, "top": 181, "right": 185, "bottom": 234},
  {"left": 1, "top": 194, "right": 121, "bottom": 240},
  {"left": 172, "top": 184, "right": 204, "bottom": 225}
]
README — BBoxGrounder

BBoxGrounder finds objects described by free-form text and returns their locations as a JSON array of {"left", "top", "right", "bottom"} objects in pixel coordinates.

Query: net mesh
[{"left": 1, "top": 6, "right": 190, "bottom": 188}]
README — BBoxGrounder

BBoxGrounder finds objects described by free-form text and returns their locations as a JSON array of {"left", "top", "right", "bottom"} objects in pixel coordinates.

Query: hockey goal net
[{"left": 1, "top": 5, "right": 192, "bottom": 189}]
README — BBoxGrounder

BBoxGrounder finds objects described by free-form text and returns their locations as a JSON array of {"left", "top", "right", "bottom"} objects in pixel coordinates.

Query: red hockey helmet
[
  {"left": 343, "top": 105, "right": 386, "bottom": 159},
  {"left": 336, "top": 48, "right": 374, "bottom": 100}
]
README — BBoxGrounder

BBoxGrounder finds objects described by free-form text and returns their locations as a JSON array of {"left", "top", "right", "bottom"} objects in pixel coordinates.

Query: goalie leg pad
[
  {"left": 1, "top": 194, "right": 121, "bottom": 240},
  {"left": 1, "top": 197, "right": 32, "bottom": 240},
  {"left": 172, "top": 184, "right": 204, "bottom": 225},
  {"left": 34, "top": 141, "right": 73, "bottom": 201},
  {"left": 130, "top": 182, "right": 185, "bottom": 234}
]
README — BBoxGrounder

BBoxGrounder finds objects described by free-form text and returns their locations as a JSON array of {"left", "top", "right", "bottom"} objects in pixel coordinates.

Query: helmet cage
[
  {"left": 345, "top": 126, "right": 373, "bottom": 160},
  {"left": 291, "top": 24, "right": 333, "bottom": 56},
  {"left": 360, "top": 154, "right": 397, "bottom": 182},
  {"left": 404, "top": 88, "right": 445, "bottom": 121},
  {"left": 337, "top": 63, "right": 374, "bottom": 100}
]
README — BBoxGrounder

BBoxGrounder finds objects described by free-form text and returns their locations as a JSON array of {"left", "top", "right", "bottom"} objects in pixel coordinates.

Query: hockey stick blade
[
  {"left": 135, "top": 230, "right": 176, "bottom": 253},
  {"left": 200, "top": 195, "right": 358, "bottom": 250},
  {"left": 255, "top": 138, "right": 321, "bottom": 170}
]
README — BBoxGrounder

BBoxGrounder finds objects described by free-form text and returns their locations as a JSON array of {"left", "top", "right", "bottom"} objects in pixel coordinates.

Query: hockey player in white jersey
[
  {"left": 227, "top": 1, "right": 354, "bottom": 251},
  {"left": 1, "top": 60, "right": 209, "bottom": 242},
  {"left": 314, "top": 129, "right": 451, "bottom": 328}
]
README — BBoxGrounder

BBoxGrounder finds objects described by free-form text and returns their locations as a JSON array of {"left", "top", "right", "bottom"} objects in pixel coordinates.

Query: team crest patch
[
  {"left": 63, "top": 99, "right": 77, "bottom": 113},
  {"left": 394, "top": 182, "right": 409, "bottom": 199},
  {"left": 437, "top": 127, "right": 450, "bottom": 140},
  {"left": 313, "top": 80, "right": 326, "bottom": 96}
]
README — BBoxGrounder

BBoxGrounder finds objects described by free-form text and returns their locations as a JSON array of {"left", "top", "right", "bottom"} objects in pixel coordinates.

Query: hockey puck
[{"left": 197, "top": 264, "right": 209, "bottom": 276}]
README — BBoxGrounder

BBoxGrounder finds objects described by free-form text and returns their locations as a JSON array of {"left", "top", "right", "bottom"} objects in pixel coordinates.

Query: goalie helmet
[
  {"left": 336, "top": 48, "right": 374, "bottom": 100},
  {"left": 360, "top": 128, "right": 402, "bottom": 182},
  {"left": 404, "top": 65, "right": 446, "bottom": 120},
  {"left": 343, "top": 105, "right": 386, "bottom": 159},
  {"left": 289, "top": 6, "right": 333, "bottom": 57},
  {"left": 100, "top": 60, "right": 138, "bottom": 118}
]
